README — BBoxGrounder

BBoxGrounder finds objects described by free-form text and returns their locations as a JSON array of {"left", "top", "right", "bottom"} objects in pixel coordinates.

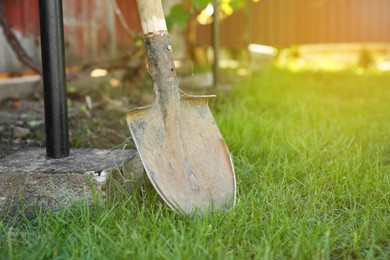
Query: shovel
[{"left": 127, "top": 0, "right": 236, "bottom": 214}]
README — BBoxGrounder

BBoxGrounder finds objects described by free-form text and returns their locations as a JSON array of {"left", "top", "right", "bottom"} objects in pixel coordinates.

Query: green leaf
[
  {"left": 230, "top": 0, "right": 246, "bottom": 10},
  {"left": 191, "top": 0, "right": 210, "bottom": 10},
  {"left": 166, "top": 4, "right": 189, "bottom": 31}
]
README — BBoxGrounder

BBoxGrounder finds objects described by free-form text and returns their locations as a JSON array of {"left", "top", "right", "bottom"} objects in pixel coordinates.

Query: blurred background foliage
[{"left": 166, "top": 0, "right": 260, "bottom": 30}]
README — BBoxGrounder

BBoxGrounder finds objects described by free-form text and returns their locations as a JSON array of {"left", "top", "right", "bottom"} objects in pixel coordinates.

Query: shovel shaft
[
  {"left": 136, "top": 0, "right": 167, "bottom": 34},
  {"left": 145, "top": 33, "right": 179, "bottom": 102},
  {"left": 136, "top": 0, "right": 179, "bottom": 105}
]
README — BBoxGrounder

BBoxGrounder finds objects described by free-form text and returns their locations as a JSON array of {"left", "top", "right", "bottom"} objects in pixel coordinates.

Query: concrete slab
[
  {"left": 0, "top": 75, "right": 42, "bottom": 102},
  {"left": 0, "top": 148, "right": 144, "bottom": 217}
]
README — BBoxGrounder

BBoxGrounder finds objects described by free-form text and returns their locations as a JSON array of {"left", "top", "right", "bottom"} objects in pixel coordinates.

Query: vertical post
[
  {"left": 244, "top": 0, "right": 252, "bottom": 75},
  {"left": 39, "top": 0, "right": 70, "bottom": 158},
  {"left": 212, "top": 0, "right": 220, "bottom": 88},
  {"left": 106, "top": 0, "right": 117, "bottom": 57}
]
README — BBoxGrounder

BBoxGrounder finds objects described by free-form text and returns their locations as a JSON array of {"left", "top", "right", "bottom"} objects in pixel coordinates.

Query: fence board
[
  {"left": 1, "top": 0, "right": 141, "bottom": 72},
  {"left": 196, "top": 0, "right": 390, "bottom": 48}
]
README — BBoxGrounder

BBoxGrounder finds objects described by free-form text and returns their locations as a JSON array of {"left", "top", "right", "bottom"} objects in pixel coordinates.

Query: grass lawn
[{"left": 1, "top": 68, "right": 389, "bottom": 259}]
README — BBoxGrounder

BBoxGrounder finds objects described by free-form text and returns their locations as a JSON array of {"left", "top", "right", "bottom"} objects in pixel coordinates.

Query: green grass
[{"left": 1, "top": 68, "right": 389, "bottom": 259}]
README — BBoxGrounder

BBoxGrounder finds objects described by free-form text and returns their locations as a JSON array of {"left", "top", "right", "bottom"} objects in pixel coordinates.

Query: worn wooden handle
[{"left": 136, "top": 0, "right": 167, "bottom": 34}]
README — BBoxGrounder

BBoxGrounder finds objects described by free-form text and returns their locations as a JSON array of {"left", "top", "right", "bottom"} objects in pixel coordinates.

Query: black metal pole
[{"left": 39, "top": 0, "right": 69, "bottom": 158}]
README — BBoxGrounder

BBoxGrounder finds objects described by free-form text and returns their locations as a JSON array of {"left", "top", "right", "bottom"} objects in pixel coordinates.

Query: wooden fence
[
  {"left": 196, "top": 0, "right": 390, "bottom": 48},
  {"left": 2, "top": 0, "right": 390, "bottom": 72},
  {"left": 0, "top": 0, "right": 142, "bottom": 72}
]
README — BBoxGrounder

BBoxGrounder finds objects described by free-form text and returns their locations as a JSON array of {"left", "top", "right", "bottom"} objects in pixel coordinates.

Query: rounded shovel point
[{"left": 127, "top": 92, "right": 236, "bottom": 214}]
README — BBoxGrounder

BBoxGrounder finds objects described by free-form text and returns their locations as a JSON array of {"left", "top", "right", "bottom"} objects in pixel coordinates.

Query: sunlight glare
[
  {"left": 197, "top": 4, "right": 214, "bottom": 25},
  {"left": 90, "top": 69, "right": 108, "bottom": 78},
  {"left": 378, "top": 61, "right": 390, "bottom": 71},
  {"left": 248, "top": 44, "right": 277, "bottom": 56}
]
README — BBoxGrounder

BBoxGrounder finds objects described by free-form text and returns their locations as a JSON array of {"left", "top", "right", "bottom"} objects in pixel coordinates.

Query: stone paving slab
[
  {"left": 0, "top": 148, "right": 144, "bottom": 217},
  {"left": 0, "top": 76, "right": 42, "bottom": 102}
]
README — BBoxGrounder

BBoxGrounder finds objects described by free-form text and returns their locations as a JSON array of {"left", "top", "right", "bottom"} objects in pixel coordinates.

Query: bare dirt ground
[
  {"left": 0, "top": 86, "right": 135, "bottom": 159},
  {"left": 0, "top": 65, "right": 234, "bottom": 160}
]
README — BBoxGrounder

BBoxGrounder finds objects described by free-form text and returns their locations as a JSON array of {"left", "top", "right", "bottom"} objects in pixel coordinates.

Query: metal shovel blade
[{"left": 127, "top": 90, "right": 236, "bottom": 214}]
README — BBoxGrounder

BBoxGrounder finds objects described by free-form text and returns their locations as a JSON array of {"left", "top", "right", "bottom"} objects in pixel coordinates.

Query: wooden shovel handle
[{"left": 136, "top": 0, "right": 167, "bottom": 34}]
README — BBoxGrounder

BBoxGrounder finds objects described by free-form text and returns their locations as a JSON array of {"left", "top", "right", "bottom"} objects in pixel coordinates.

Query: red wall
[
  {"left": 2, "top": 0, "right": 142, "bottom": 69},
  {"left": 4, "top": 0, "right": 40, "bottom": 37}
]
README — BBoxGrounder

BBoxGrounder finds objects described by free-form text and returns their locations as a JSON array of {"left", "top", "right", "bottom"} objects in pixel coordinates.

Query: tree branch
[
  {"left": 0, "top": 0, "right": 42, "bottom": 74},
  {"left": 108, "top": 0, "right": 137, "bottom": 39}
]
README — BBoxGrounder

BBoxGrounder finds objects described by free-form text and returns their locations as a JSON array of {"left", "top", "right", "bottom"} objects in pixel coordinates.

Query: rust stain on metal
[{"left": 127, "top": 32, "right": 236, "bottom": 214}]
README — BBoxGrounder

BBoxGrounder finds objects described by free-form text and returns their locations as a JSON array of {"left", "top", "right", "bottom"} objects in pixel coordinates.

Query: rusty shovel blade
[
  {"left": 127, "top": 28, "right": 235, "bottom": 214},
  {"left": 128, "top": 90, "right": 236, "bottom": 214}
]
